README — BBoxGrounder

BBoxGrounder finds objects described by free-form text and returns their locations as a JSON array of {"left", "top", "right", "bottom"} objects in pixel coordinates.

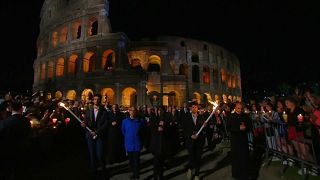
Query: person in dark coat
[
  {"left": 227, "top": 102, "right": 252, "bottom": 180},
  {"left": 106, "top": 104, "right": 126, "bottom": 164},
  {"left": 167, "top": 106, "right": 181, "bottom": 155},
  {"left": 182, "top": 102, "right": 206, "bottom": 180},
  {"left": 81, "top": 94, "right": 108, "bottom": 175},
  {"left": 149, "top": 107, "right": 170, "bottom": 180},
  {"left": 0, "top": 100, "right": 31, "bottom": 179}
]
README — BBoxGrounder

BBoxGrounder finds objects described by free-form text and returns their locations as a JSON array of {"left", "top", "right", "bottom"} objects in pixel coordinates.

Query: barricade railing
[{"left": 256, "top": 122, "right": 320, "bottom": 179}]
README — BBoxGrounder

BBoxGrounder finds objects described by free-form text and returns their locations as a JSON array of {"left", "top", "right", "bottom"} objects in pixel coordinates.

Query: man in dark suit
[
  {"left": 0, "top": 100, "right": 30, "bottom": 179},
  {"left": 182, "top": 102, "right": 206, "bottom": 180},
  {"left": 81, "top": 94, "right": 108, "bottom": 175}
]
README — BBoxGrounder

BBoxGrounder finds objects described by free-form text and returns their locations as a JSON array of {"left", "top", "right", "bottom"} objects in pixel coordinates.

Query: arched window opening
[
  {"left": 88, "top": 17, "right": 98, "bottom": 36},
  {"left": 101, "top": 88, "right": 115, "bottom": 104},
  {"left": 102, "top": 50, "right": 115, "bottom": 71},
  {"left": 83, "top": 52, "right": 95, "bottom": 73},
  {"left": 56, "top": 58, "right": 64, "bottom": 77},
  {"left": 191, "top": 53, "right": 199, "bottom": 63},
  {"left": 52, "top": 31, "right": 58, "bottom": 48},
  {"left": 192, "top": 65, "right": 200, "bottom": 83},
  {"left": 203, "top": 66, "right": 210, "bottom": 84},
  {"left": 60, "top": 26, "right": 68, "bottom": 44},
  {"left": 47, "top": 61, "right": 54, "bottom": 80},
  {"left": 68, "top": 54, "right": 78, "bottom": 75},
  {"left": 122, "top": 87, "right": 137, "bottom": 107},
  {"left": 72, "top": 21, "right": 81, "bottom": 39},
  {"left": 148, "top": 55, "right": 161, "bottom": 72},
  {"left": 179, "top": 64, "right": 188, "bottom": 77}
]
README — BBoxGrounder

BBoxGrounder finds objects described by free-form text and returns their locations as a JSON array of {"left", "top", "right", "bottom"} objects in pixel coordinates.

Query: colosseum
[{"left": 33, "top": 0, "right": 242, "bottom": 107}]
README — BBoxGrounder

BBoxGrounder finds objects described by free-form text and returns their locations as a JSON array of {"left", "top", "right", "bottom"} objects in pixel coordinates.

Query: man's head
[
  {"left": 93, "top": 94, "right": 102, "bottom": 106},
  {"left": 128, "top": 106, "right": 137, "bottom": 118},
  {"left": 190, "top": 102, "right": 199, "bottom": 114},
  {"left": 11, "top": 100, "right": 23, "bottom": 114},
  {"left": 234, "top": 102, "right": 243, "bottom": 114}
]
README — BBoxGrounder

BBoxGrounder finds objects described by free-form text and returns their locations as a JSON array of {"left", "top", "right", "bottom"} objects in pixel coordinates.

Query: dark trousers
[
  {"left": 128, "top": 151, "right": 140, "bottom": 179},
  {"left": 206, "top": 129, "right": 214, "bottom": 149},
  {"left": 153, "top": 154, "right": 165, "bottom": 180},
  {"left": 186, "top": 140, "right": 203, "bottom": 176},
  {"left": 86, "top": 137, "right": 105, "bottom": 172}
]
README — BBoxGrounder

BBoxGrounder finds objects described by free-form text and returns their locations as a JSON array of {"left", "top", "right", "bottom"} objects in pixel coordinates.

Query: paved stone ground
[{"left": 7, "top": 131, "right": 318, "bottom": 180}]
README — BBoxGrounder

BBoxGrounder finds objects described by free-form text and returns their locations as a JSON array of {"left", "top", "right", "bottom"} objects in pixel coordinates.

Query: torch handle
[
  {"left": 196, "top": 104, "right": 218, "bottom": 136},
  {"left": 62, "top": 106, "right": 94, "bottom": 133}
]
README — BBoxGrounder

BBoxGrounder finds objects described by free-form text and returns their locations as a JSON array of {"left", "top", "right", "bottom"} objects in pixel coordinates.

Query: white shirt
[
  {"left": 192, "top": 113, "right": 197, "bottom": 125},
  {"left": 94, "top": 108, "right": 98, "bottom": 121}
]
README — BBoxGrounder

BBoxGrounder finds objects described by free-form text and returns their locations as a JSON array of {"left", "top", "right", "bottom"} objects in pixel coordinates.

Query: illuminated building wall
[{"left": 33, "top": 0, "right": 241, "bottom": 107}]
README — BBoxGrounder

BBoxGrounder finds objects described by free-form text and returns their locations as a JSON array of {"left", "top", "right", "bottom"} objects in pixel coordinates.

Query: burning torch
[
  {"left": 196, "top": 100, "right": 219, "bottom": 136},
  {"left": 59, "top": 102, "right": 97, "bottom": 139}
]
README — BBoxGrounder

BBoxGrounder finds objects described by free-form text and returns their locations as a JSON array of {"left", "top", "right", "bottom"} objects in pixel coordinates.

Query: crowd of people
[{"left": 0, "top": 85, "right": 319, "bottom": 180}]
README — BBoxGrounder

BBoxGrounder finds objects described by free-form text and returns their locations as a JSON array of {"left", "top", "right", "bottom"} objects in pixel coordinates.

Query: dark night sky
[{"left": 1, "top": 0, "right": 319, "bottom": 95}]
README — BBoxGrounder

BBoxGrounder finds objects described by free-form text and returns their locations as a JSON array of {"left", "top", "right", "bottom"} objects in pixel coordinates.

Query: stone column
[{"left": 115, "top": 83, "right": 120, "bottom": 105}]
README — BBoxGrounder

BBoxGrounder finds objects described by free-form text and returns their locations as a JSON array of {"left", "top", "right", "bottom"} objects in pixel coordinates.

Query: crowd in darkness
[{"left": 0, "top": 84, "right": 319, "bottom": 180}]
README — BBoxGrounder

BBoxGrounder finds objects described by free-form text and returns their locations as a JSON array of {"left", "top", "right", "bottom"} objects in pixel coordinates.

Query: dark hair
[
  {"left": 266, "top": 102, "right": 274, "bottom": 108},
  {"left": 190, "top": 101, "right": 199, "bottom": 107},
  {"left": 94, "top": 94, "right": 102, "bottom": 100},
  {"left": 285, "top": 96, "right": 298, "bottom": 105},
  {"left": 11, "top": 100, "right": 22, "bottom": 112}
]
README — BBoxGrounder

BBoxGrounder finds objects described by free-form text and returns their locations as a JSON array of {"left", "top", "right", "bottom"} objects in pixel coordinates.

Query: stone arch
[
  {"left": 148, "top": 91, "right": 160, "bottom": 106},
  {"left": 148, "top": 55, "right": 161, "bottom": 72},
  {"left": 192, "top": 92, "right": 201, "bottom": 104},
  {"left": 232, "top": 75, "right": 236, "bottom": 88},
  {"left": 41, "top": 63, "right": 46, "bottom": 80},
  {"left": 81, "top": 89, "right": 94, "bottom": 103},
  {"left": 83, "top": 52, "right": 95, "bottom": 73},
  {"left": 179, "top": 63, "right": 188, "bottom": 77},
  {"left": 203, "top": 66, "right": 210, "bottom": 84},
  {"left": 68, "top": 54, "right": 78, "bottom": 75},
  {"left": 101, "top": 88, "right": 115, "bottom": 105},
  {"left": 192, "top": 65, "right": 200, "bottom": 83},
  {"left": 102, "top": 49, "right": 116, "bottom": 71},
  {"left": 191, "top": 52, "right": 199, "bottom": 63},
  {"left": 228, "top": 73, "right": 232, "bottom": 88},
  {"left": 168, "top": 91, "right": 180, "bottom": 107},
  {"left": 56, "top": 58, "right": 64, "bottom": 77},
  {"left": 72, "top": 21, "right": 81, "bottom": 39},
  {"left": 66, "top": 90, "right": 77, "bottom": 100},
  {"left": 122, "top": 87, "right": 137, "bottom": 107},
  {"left": 88, "top": 17, "right": 98, "bottom": 36},
  {"left": 131, "top": 58, "right": 143, "bottom": 69},
  {"left": 221, "top": 68, "right": 226, "bottom": 82},
  {"left": 47, "top": 61, "right": 54, "bottom": 80},
  {"left": 52, "top": 31, "right": 58, "bottom": 48},
  {"left": 60, "top": 26, "right": 68, "bottom": 44}
]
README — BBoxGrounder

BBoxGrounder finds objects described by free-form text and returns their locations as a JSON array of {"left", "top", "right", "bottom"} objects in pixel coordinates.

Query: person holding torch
[
  {"left": 81, "top": 94, "right": 108, "bottom": 176},
  {"left": 182, "top": 101, "right": 206, "bottom": 180}
]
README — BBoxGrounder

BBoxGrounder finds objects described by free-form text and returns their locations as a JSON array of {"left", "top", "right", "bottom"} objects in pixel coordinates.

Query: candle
[
  {"left": 297, "top": 114, "right": 303, "bottom": 123},
  {"left": 65, "top": 118, "right": 70, "bottom": 125},
  {"left": 282, "top": 111, "right": 288, "bottom": 123},
  {"left": 52, "top": 118, "right": 58, "bottom": 124}
]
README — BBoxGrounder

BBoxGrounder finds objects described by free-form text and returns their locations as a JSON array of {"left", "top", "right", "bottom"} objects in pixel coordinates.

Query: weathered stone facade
[{"left": 33, "top": 0, "right": 242, "bottom": 107}]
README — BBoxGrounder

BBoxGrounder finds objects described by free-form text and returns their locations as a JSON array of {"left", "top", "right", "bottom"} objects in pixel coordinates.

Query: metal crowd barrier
[{"left": 256, "top": 122, "right": 320, "bottom": 179}]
